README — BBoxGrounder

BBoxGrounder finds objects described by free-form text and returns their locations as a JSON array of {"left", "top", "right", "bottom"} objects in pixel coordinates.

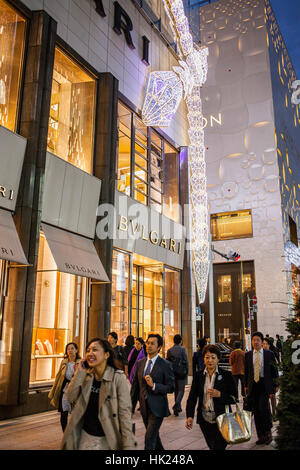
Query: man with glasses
[{"left": 131, "top": 334, "right": 175, "bottom": 450}]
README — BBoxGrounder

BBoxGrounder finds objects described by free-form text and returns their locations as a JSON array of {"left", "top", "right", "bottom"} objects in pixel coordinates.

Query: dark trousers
[
  {"left": 142, "top": 403, "right": 164, "bottom": 450},
  {"left": 173, "top": 377, "right": 187, "bottom": 412},
  {"left": 60, "top": 411, "right": 69, "bottom": 432},
  {"left": 233, "top": 374, "right": 245, "bottom": 397},
  {"left": 250, "top": 379, "right": 272, "bottom": 438},
  {"left": 198, "top": 414, "right": 227, "bottom": 450}
]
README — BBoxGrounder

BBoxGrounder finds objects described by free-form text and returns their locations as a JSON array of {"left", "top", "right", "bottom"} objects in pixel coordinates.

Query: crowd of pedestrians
[{"left": 48, "top": 330, "right": 281, "bottom": 451}]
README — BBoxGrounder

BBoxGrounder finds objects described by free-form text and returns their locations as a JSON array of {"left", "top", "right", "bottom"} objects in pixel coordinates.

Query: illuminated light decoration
[{"left": 141, "top": 0, "right": 209, "bottom": 302}]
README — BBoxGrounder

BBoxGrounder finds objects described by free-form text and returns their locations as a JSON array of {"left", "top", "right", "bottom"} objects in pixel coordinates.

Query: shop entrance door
[
  {"left": 132, "top": 262, "right": 163, "bottom": 341},
  {"left": 214, "top": 261, "right": 256, "bottom": 349}
]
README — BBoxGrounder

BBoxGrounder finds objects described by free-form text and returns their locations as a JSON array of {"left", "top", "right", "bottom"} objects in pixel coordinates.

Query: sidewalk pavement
[{"left": 0, "top": 386, "right": 277, "bottom": 451}]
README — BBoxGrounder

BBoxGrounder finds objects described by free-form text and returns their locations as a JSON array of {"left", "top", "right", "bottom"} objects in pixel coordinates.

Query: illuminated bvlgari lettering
[
  {"left": 150, "top": 230, "right": 159, "bottom": 245},
  {"left": 142, "top": 225, "right": 148, "bottom": 241},
  {"left": 119, "top": 216, "right": 128, "bottom": 232},
  {"left": 169, "top": 239, "right": 176, "bottom": 252}
]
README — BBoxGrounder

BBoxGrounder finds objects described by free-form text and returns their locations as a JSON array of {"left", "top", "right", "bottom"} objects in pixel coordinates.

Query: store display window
[
  {"left": 116, "top": 101, "right": 180, "bottom": 220},
  {"left": 211, "top": 209, "right": 253, "bottom": 241},
  {"left": 164, "top": 267, "right": 181, "bottom": 352},
  {"left": 30, "top": 232, "right": 87, "bottom": 385},
  {"left": 111, "top": 249, "right": 130, "bottom": 345},
  {"left": 0, "top": 0, "right": 26, "bottom": 131},
  {"left": 47, "top": 47, "right": 96, "bottom": 174}
]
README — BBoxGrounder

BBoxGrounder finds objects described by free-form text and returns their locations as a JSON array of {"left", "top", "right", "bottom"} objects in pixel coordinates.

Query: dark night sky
[{"left": 269, "top": 0, "right": 300, "bottom": 77}]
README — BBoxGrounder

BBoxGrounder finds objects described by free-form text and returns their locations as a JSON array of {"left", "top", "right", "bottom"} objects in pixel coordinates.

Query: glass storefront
[
  {"left": 111, "top": 249, "right": 181, "bottom": 354},
  {"left": 117, "top": 101, "right": 180, "bottom": 222},
  {"left": 30, "top": 233, "right": 87, "bottom": 385},
  {"left": 211, "top": 210, "right": 253, "bottom": 241},
  {"left": 47, "top": 47, "right": 96, "bottom": 174},
  {"left": 213, "top": 261, "right": 257, "bottom": 349},
  {"left": 0, "top": 0, "right": 26, "bottom": 131}
]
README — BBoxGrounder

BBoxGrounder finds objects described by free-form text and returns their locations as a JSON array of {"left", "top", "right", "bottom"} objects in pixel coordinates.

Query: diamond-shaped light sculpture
[{"left": 141, "top": 0, "right": 209, "bottom": 303}]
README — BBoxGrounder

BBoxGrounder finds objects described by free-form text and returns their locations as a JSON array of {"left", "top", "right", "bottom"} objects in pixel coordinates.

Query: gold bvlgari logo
[
  {"left": 118, "top": 216, "right": 182, "bottom": 255},
  {"left": 0, "top": 185, "right": 14, "bottom": 200}
]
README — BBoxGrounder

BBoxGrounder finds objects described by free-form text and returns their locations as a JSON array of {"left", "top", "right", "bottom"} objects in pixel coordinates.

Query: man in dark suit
[
  {"left": 245, "top": 331, "right": 279, "bottom": 445},
  {"left": 131, "top": 333, "right": 175, "bottom": 450}
]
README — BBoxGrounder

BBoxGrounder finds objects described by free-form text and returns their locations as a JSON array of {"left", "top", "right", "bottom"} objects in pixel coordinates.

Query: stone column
[{"left": 90, "top": 73, "right": 119, "bottom": 340}]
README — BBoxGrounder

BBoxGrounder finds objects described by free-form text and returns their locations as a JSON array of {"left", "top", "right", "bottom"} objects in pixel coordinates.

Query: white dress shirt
[
  {"left": 202, "top": 366, "right": 219, "bottom": 423},
  {"left": 144, "top": 354, "right": 159, "bottom": 391},
  {"left": 253, "top": 348, "right": 264, "bottom": 378}
]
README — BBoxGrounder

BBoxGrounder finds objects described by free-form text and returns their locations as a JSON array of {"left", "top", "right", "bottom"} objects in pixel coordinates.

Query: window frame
[{"left": 117, "top": 100, "right": 180, "bottom": 220}]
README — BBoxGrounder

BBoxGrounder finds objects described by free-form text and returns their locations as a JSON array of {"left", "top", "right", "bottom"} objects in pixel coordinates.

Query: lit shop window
[
  {"left": 164, "top": 268, "right": 181, "bottom": 352},
  {"left": 211, "top": 210, "right": 253, "bottom": 241},
  {"left": 117, "top": 102, "right": 132, "bottom": 197},
  {"left": 164, "top": 142, "right": 180, "bottom": 223},
  {"left": 117, "top": 101, "right": 180, "bottom": 219},
  {"left": 111, "top": 250, "right": 130, "bottom": 345},
  {"left": 217, "top": 275, "right": 232, "bottom": 303},
  {"left": 134, "top": 116, "right": 149, "bottom": 206},
  {"left": 0, "top": 0, "right": 26, "bottom": 131},
  {"left": 47, "top": 48, "right": 96, "bottom": 174},
  {"left": 30, "top": 233, "right": 87, "bottom": 385}
]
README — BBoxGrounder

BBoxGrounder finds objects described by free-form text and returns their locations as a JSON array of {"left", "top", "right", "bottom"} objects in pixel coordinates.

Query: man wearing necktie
[
  {"left": 131, "top": 334, "right": 175, "bottom": 450},
  {"left": 245, "top": 332, "right": 279, "bottom": 445}
]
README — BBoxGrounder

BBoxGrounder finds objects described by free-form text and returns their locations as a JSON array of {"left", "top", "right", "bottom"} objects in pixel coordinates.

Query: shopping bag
[{"left": 216, "top": 401, "right": 252, "bottom": 444}]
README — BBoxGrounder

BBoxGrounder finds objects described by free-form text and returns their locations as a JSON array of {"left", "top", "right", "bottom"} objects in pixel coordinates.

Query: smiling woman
[{"left": 61, "top": 338, "right": 136, "bottom": 450}]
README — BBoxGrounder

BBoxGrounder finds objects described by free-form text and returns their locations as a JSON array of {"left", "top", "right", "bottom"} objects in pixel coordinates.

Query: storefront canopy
[
  {"left": 42, "top": 223, "right": 110, "bottom": 282},
  {"left": 0, "top": 208, "right": 29, "bottom": 265}
]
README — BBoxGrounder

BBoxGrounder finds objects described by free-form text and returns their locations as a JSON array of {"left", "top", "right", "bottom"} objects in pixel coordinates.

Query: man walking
[
  {"left": 167, "top": 334, "right": 189, "bottom": 416},
  {"left": 229, "top": 341, "right": 245, "bottom": 398},
  {"left": 107, "top": 331, "right": 129, "bottom": 379},
  {"left": 245, "top": 331, "right": 279, "bottom": 445},
  {"left": 131, "top": 334, "right": 175, "bottom": 450}
]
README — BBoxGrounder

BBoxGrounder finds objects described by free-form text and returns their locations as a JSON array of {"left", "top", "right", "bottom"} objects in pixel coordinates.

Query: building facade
[
  {"left": 0, "top": 0, "right": 197, "bottom": 418},
  {"left": 187, "top": 0, "right": 300, "bottom": 345}
]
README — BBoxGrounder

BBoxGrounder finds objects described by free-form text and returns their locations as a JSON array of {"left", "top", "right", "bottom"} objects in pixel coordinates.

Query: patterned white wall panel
[{"left": 199, "top": 0, "right": 287, "bottom": 336}]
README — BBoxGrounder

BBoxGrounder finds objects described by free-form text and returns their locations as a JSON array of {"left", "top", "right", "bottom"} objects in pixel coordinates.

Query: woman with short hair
[
  {"left": 61, "top": 338, "right": 136, "bottom": 450},
  {"left": 186, "top": 344, "right": 237, "bottom": 450}
]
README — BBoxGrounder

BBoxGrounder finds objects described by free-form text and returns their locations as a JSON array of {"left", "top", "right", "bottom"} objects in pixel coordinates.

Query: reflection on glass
[
  {"left": 134, "top": 116, "right": 149, "bottom": 206},
  {"left": 150, "top": 130, "right": 163, "bottom": 213},
  {"left": 30, "top": 233, "right": 87, "bottom": 384},
  {"left": 0, "top": 0, "right": 26, "bottom": 131},
  {"left": 117, "top": 102, "right": 131, "bottom": 196},
  {"left": 217, "top": 275, "right": 232, "bottom": 303},
  {"left": 164, "top": 268, "right": 181, "bottom": 352},
  {"left": 164, "top": 142, "right": 180, "bottom": 222},
  {"left": 47, "top": 48, "right": 96, "bottom": 174},
  {"left": 111, "top": 250, "right": 130, "bottom": 344},
  {"left": 211, "top": 210, "right": 252, "bottom": 241}
]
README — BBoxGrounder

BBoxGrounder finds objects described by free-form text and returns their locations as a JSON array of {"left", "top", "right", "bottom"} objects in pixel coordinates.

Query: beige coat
[
  {"left": 48, "top": 358, "right": 81, "bottom": 408},
  {"left": 61, "top": 366, "right": 136, "bottom": 450}
]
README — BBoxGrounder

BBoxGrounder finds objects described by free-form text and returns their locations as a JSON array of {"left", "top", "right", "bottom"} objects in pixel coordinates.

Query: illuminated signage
[{"left": 118, "top": 215, "right": 183, "bottom": 255}]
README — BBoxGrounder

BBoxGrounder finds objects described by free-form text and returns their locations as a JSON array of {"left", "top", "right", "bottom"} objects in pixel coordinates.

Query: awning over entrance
[
  {"left": 0, "top": 208, "right": 29, "bottom": 264},
  {"left": 42, "top": 223, "right": 110, "bottom": 282}
]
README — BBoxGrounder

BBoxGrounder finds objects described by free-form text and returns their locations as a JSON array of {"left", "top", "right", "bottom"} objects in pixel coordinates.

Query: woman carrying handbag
[
  {"left": 186, "top": 344, "right": 238, "bottom": 450},
  {"left": 48, "top": 342, "right": 81, "bottom": 431}
]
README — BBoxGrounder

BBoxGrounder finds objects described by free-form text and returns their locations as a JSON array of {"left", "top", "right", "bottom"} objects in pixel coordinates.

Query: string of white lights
[{"left": 142, "top": 0, "right": 209, "bottom": 302}]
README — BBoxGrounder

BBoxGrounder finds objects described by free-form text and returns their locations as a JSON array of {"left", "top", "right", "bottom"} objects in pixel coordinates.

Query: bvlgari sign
[
  {"left": 112, "top": 191, "right": 185, "bottom": 270},
  {"left": 0, "top": 185, "right": 14, "bottom": 201}
]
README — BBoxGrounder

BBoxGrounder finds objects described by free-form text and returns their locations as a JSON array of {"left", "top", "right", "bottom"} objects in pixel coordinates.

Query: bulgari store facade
[{"left": 0, "top": 0, "right": 190, "bottom": 417}]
